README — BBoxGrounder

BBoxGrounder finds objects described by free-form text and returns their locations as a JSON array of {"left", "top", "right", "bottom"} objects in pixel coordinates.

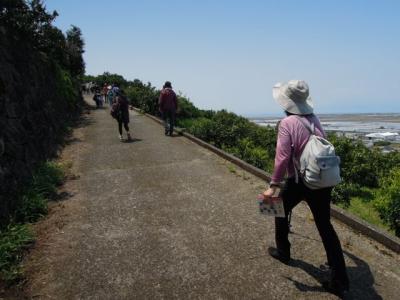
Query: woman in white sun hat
[{"left": 263, "top": 80, "right": 349, "bottom": 296}]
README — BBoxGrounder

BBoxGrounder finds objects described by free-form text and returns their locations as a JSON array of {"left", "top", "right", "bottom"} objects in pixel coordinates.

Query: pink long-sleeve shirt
[{"left": 270, "top": 114, "right": 326, "bottom": 185}]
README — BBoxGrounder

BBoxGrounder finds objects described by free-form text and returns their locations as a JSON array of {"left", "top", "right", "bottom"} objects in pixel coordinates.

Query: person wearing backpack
[
  {"left": 159, "top": 81, "right": 178, "bottom": 136},
  {"left": 263, "top": 80, "right": 349, "bottom": 297},
  {"left": 111, "top": 90, "right": 131, "bottom": 141},
  {"left": 93, "top": 89, "right": 103, "bottom": 108},
  {"left": 107, "top": 87, "right": 114, "bottom": 106}
]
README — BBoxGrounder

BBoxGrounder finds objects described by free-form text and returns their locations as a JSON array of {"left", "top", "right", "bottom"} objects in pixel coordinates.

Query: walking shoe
[
  {"left": 319, "top": 262, "right": 331, "bottom": 272},
  {"left": 268, "top": 247, "right": 290, "bottom": 264},
  {"left": 119, "top": 134, "right": 123, "bottom": 141},
  {"left": 127, "top": 133, "right": 132, "bottom": 141}
]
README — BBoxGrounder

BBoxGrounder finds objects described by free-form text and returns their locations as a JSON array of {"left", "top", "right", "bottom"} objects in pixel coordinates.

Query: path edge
[{"left": 132, "top": 107, "right": 400, "bottom": 254}]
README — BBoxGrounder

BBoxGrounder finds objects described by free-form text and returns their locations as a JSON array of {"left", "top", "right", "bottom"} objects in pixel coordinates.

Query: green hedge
[{"left": 374, "top": 167, "right": 400, "bottom": 236}]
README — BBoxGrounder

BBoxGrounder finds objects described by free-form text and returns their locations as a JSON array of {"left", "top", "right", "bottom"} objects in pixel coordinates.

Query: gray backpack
[{"left": 293, "top": 116, "right": 341, "bottom": 189}]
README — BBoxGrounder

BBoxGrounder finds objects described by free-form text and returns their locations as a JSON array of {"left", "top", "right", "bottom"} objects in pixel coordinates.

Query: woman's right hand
[{"left": 263, "top": 186, "right": 278, "bottom": 200}]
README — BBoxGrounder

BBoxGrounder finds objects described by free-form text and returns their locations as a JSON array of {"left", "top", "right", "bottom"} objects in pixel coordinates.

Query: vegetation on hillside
[
  {"left": 0, "top": 162, "right": 65, "bottom": 282},
  {"left": 0, "top": 0, "right": 84, "bottom": 283}
]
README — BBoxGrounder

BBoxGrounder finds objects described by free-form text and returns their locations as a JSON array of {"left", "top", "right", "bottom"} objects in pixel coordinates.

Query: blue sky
[{"left": 46, "top": 0, "right": 400, "bottom": 115}]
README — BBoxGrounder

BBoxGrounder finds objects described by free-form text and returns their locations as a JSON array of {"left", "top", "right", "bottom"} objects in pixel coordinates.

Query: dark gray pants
[{"left": 162, "top": 110, "right": 176, "bottom": 135}]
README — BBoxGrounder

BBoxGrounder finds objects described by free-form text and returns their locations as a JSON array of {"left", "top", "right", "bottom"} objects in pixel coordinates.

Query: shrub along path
[{"left": 23, "top": 96, "right": 399, "bottom": 299}]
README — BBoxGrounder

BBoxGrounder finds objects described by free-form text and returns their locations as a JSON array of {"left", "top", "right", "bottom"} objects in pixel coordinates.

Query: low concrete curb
[{"left": 132, "top": 107, "right": 400, "bottom": 254}]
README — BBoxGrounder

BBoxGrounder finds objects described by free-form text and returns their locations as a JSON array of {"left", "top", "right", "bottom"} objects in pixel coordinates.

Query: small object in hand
[{"left": 257, "top": 189, "right": 285, "bottom": 217}]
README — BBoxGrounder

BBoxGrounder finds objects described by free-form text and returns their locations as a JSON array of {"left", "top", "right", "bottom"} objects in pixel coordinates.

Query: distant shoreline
[{"left": 248, "top": 113, "right": 400, "bottom": 123}]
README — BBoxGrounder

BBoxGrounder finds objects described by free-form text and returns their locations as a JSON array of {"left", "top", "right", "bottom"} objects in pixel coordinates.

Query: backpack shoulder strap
[
  {"left": 291, "top": 115, "right": 315, "bottom": 184},
  {"left": 293, "top": 115, "right": 315, "bottom": 134}
]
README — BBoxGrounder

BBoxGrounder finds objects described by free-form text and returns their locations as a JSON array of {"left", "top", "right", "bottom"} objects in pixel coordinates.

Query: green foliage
[
  {"left": 0, "top": 161, "right": 64, "bottom": 282},
  {"left": 332, "top": 184, "right": 350, "bottom": 206},
  {"left": 0, "top": 224, "right": 34, "bottom": 282},
  {"left": 186, "top": 118, "right": 216, "bottom": 142},
  {"left": 1, "top": 0, "right": 83, "bottom": 223},
  {"left": 56, "top": 66, "right": 78, "bottom": 107},
  {"left": 177, "top": 96, "right": 202, "bottom": 119},
  {"left": 327, "top": 133, "right": 400, "bottom": 236},
  {"left": 329, "top": 135, "right": 379, "bottom": 187},
  {"left": 66, "top": 25, "right": 85, "bottom": 77},
  {"left": 15, "top": 192, "right": 47, "bottom": 224},
  {"left": 224, "top": 138, "right": 272, "bottom": 171},
  {"left": 332, "top": 183, "right": 362, "bottom": 206},
  {"left": 329, "top": 134, "right": 400, "bottom": 188},
  {"left": 374, "top": 167, "right": 400, "bottom": 236},
  {"left": 344, "top": 197, "right": 392, "bottom": 233},
  {"left": 1, "top": 0, "right": 85, "bottom": 77},
  {"left": 91, "top": 72, "right": 128, "bottom": 88},
  {"left": 375, "top": 151, "right": 400, "bottom": 178},
  {"left": 31, "top": 162, "right": 64, "bottom": 198},
  {"left": 248, "top": 125, "right": 277, "bottom": 158},
  {"left": 126, "top": 79, "right": 158, "bottom": 114},
  {"left": 15, "top": 162, "right": 64, "bottom": 223},
  {"left": 208, "top": 110, "right": 251, "bottom": 148},
  {"left": 374, "top": 140, "right": 391, "bottom": 147},
  {"left": 243, "top": 146, "right": 272, "bottom": 171}
]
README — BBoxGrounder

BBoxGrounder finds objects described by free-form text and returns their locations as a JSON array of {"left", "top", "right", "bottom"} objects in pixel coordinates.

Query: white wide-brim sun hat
[{"left": 272, "top": 80, "right": 314, "bottom": 115}]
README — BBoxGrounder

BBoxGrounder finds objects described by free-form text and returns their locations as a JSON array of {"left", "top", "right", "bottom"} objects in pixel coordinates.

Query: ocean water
[{"left": 250, "top": 114, "right": 400, "bottom": 134}]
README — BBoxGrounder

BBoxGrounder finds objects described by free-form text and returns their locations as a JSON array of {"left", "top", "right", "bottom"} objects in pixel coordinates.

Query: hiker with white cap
[{"left": 263, "top": 80, "right": 349, "bottom": 297}]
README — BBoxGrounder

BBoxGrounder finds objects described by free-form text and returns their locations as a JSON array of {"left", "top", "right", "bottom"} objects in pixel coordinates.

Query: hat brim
[{"left": 273, "top": 83, "right": 314, "bottom": 115}]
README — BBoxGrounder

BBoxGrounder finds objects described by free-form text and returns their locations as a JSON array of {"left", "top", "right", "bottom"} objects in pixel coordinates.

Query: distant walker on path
[
  {"left": 111, "top": 90, "right": 132, "bottom": 141},
  {"left": 159, "top": 81, "right": 178, "bottom": 136}
]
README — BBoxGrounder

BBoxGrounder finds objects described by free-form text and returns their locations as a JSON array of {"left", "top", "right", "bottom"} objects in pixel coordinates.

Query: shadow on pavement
[
  {"left": 343, "top": 251, "right": 383, "bottom": 300},
  {"left": 123, "top": 138, "right": 142, "bottom": 143},
  {"left": 286, "top": 251, "right": 382, "bottom": 299}
]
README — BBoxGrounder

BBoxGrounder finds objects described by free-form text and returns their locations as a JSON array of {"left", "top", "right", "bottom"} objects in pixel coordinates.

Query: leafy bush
[
  {"left": 15, "top": 162, "right": 64, "bottom": 223},
  {"left": 0, "top": 161, "right": 64, "bottom": 282},
  {"left": 84, "top": 72, "right": 127, "bottom": 88},
  {"left": 0, "top": 224, "right": 34, "bottom": 282},
  {"left": 374, "top": 140, "right": 391, "bottom": 147},
  {"left": 125, "top": 80, "right": 159, "bottom": 115},
  {"left": 177, "top": 96, "right": 202, "bottom": 119},
  {"left": 15, "top": 192, "right": 47, "bottom": 224},
  {"left": 224, "top": 138, "right": 272, "bottom": 171},
  {"left": 32, "top": 162, "right": 64, "bottom": 198},
  {"left": 1, "top": 0, "right": 85, "bottom": 78},
  {"left": 1, "top": 0, "right": 84, "bottom": 223},
  {"left": 209, "top": 110, "right": 252, "bottom": 148},
  {"left": 330, "top": 135, "right": 380, "bottom": 187},
  {"left": 175, "top": 118, "right": 195, "bottom": 129},
  {"left": 248, "top": 125, "right": 277, "bottom": 159},
  {"left": 241, "top": 145, "right": 272, "bottom": 171},
  {"left": 332, "top": 183, "right": 361, "bottom": 206},
  {"left": 374, "top": 167, "right": 400, "bottom": 236},
  {"left": 187, "top": 118, "right": 216, "bottom": 142}
]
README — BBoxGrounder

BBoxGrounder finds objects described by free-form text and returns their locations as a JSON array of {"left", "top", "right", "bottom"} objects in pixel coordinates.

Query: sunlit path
[{"left": 24, "top": 96, "right": 400, "bottom": 299}]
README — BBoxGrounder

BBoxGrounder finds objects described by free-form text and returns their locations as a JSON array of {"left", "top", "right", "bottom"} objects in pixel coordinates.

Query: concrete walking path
[{"left": 24, "top": 96, "right": 400, "bottom": 299}]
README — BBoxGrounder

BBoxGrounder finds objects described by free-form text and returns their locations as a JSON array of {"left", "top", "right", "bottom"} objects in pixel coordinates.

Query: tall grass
[
  {"left": 0, "top": 161, "right": 65, "bottom": 283},
  {"left": 0, "top": 224, "right": 34, "bottom": 282}
]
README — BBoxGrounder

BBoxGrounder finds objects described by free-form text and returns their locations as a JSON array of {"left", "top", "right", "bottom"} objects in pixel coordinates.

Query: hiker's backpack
[
  {"left": 110, "top": 102, "right": 120, "bottom": 119},
  {"left": 294, "top": 116, "right": 341, "bottom": 189}
]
